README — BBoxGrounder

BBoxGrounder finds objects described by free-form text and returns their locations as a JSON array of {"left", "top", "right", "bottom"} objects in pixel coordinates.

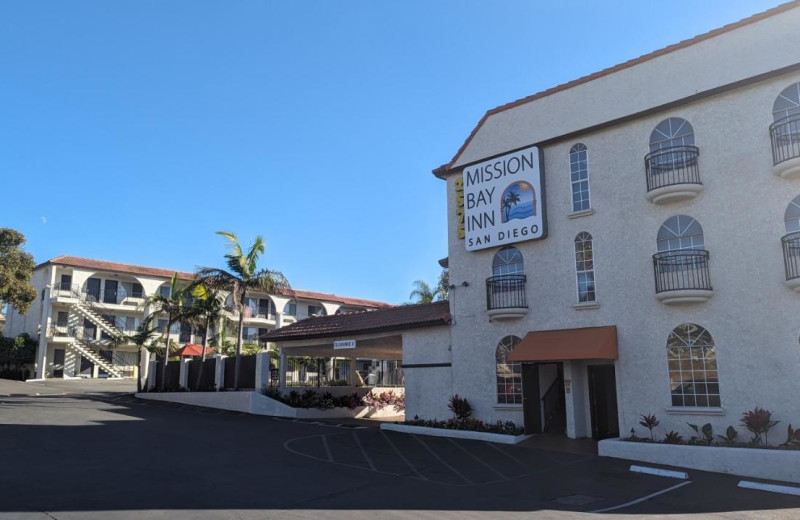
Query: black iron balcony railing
[
  {"left": 645, "top": 145, "right": 701, "bottom": 192},
  {"left": 653, "top": 249, "right": 712, "bottom": 294},
  {"left": 486, "top": 274, "right": 528, "bottom": 310},
  {"left": 782, "top": 231, "right": 800, "bottom": 282},
  {"left": 770, "top": 115, "right": 800, "bottom": 166}
]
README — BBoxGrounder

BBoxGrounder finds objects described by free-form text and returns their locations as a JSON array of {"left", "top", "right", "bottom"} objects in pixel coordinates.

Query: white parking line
[
  {"left": 412, "top": 435, "right": 473, "bottom": 485},
  {"left": 352, "top": 432, "right": 377, "bottom": 471},
  {"left": 630, "top": 465, "right": 689, "bottom": 480},
  {"left": 738, "top": 480, "right": 800, "bottom": 496},
  {"left": 590, "top": 481, "right": 692, "bottom": 513},
  {"left": 380, "top": 431, "right": 429, "bottom": 481}
]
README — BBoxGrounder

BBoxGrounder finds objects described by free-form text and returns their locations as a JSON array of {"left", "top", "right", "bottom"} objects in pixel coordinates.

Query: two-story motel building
[
  {"left": 405, "top": 2, "right": 800, "bottom": 440},
  {"left": 3, "top": 256, "right": 389, "bottom": 380}
]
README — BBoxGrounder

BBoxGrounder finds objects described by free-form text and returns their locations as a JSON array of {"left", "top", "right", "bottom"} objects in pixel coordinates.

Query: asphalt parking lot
[{"left": 1, "top": 379, "right": 799, "bottom": 519}]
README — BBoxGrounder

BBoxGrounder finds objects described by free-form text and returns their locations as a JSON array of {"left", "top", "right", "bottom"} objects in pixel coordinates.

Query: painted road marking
[
  {"left": 738, "top": 480, "right": 800, "bottom": 496},
  {"left": 630, "top": 465, "right": 689, "bottom": 480},
  {"left": 352, "top": 431, "right": 377, "bottom": 472},
  {"left": 321, "top": 435, "right": 334, "bottom": 462},
  {"left": 448, "top": 438, "right": 508, "bottom": 480},
  {"left": 590, "top": 481, "right": 692, "bottom": 513},
  {"left": 412, "top": 434, "right": 473, "bottom": 485},
  {"left": 380, "top": 430, "right": 429, "bottom": 482}
]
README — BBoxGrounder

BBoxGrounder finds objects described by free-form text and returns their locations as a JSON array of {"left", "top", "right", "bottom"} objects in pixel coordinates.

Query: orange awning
[{"left": 508, "top": 326, "right": 618, "bottom": 362}]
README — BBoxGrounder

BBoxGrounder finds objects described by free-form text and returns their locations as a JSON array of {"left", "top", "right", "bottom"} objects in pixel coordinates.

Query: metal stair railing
[{"left": 66, "top": 336, "right": 125, "bottom": 378}]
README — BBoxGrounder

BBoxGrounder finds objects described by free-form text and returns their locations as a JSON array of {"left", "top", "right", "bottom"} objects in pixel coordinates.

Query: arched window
[
  {"left": 657, "top": 215, "right": 704, "bottom": 252},
  {"left": 492, "top": 246, "right": 524, "bottom": 277},
  {"left": 650, "top": 118, "right": 695, "bottom": 152},
  {"left": 569, "top": 143, "right": 590, "bottom": 212},
  {"left": 283, "top": 300, "right": 297, "bottom": 316},
  {"left": 666, "top": 324, "right": 720, "bottom": 407},
  {"left": 773, "top": 82, "right": 800, "bottom": 122},
  {"left": 496, "top": 335, "right": 522, "bottom": 404},
  {"left": 785, "top": 195, "right": 800, "bottom": 234},
  {"left": 574, "top": 232, "right": 596, "bottom": 303}
]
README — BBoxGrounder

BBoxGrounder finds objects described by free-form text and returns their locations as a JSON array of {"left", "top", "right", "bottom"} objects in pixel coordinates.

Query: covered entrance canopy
[
  {"left": 508, "top": 326, "right": 617, "bottom": 362},
  {"left": 261, "top": 301, "right": 451, "bottom": 389}
]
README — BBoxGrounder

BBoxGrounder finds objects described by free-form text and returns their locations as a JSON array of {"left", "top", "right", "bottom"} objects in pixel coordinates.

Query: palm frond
[
  {"left": 248, "top": 268, "right": 291, "bottom": 295},
  {"left": 246, "top": 236, "right": 266, "bottom": 275}
]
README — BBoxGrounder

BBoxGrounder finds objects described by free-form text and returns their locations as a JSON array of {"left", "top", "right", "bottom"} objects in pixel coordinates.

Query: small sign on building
[{"left": 333, "top": 339, "right": 356, "bottom": 350}]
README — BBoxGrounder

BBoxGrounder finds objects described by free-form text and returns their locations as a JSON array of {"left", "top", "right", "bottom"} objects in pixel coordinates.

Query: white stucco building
[
  {"left": 411, "top": 2, "right": 800, "bottom": 441},
  {"left": 3, "top": 256, "right": 389, "bottom": 380}
]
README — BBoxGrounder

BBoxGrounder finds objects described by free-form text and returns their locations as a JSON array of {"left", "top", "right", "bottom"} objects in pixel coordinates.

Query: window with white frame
[
  {"left": 496, "top": 335, "right": 522, "bottom": 404},
  {"left": 574, "top": 232, "right": 596, "bottom": 303},
  {"left": 649, "top": 117, "right": 695, "bottom": 152},
  {"left": 283, "top": 301, "right": 297, "bottom": 316},
  {"left": 666, "top": 323, "right": 720, "bottom": 408},
  {"left": 657, "top": 215, "right": 704, "bottom": 252},
  {"left": 492, "top": 246, "right": 524, "bottom": 277},
  {"left": 569, "top": 143, "right": 590, "bottom": 212},
  {"left": 785, "top": 194, "right": 800, "bottom": 233},
  {"left": 773, "top": 82, "right": 800, "bottom": 121}
]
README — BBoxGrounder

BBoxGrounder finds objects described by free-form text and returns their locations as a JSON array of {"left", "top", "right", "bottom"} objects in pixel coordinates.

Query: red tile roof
[
  {"left": 433, "top": 0, "right": 800, "bottom": 176},
  {"left": 37, "top": 255, "right": 391, "bottom": 308},
  {"left": 262, "top": 300, "right": 451, "bottom": 342}
]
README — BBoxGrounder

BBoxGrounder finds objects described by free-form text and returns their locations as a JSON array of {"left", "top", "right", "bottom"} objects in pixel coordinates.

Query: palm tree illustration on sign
[{"left": 501, "top": 182, "right": 536, "bottom": 223}]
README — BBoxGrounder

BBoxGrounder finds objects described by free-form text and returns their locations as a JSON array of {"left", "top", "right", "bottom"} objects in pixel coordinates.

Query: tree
[
  {"left": 145, "top": 273, "right": 198, "bottom": 391},
  {"left": 0, "top": 229, "right": 36, "bottom": 314},
  {"left": 187, "top": 283, "right": 227, "bottom": 389},
  {"left": 409, "top": 269, "right": 449, "bottom": 304},
  {"left": 124, "top": 315, "right": 159, "bottom": 393},
  {"left": 196, "top": 231, "right": 290, "bottom": 390}
]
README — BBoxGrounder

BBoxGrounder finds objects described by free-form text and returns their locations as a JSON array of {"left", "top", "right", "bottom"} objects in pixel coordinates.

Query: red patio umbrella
[{"left": 172, "top": 343, "right": 214, "bottom": 357}]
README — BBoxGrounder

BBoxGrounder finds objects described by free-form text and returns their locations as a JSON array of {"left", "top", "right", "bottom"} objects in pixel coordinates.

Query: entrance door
[
  {"left": 521, "top": 363, "right": 541, "bottom": 434},
  {"left": 80, "top": 356, "right": 94, "bottom": 377},
  {"left": 53, "top": 348, "right": 65, "bottom": 378},
  {"left": 588, "top": 365, "right": 620, "bottom": 440},
  {"left": 86, "top": 278, "right": 101, "bottom": 302},
  {"left": 103, "top": 280, "right": 118, "bottom": 304}
]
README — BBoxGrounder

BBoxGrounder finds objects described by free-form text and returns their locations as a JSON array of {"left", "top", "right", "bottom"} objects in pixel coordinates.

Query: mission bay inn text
[{"left": 463, "top": 147, "right": 547, "bottom": 250}]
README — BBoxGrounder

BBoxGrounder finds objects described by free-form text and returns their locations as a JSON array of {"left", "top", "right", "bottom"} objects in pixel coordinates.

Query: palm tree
[
  {"left": 410, "top": 270, "right": 449, "bottom": 304},
  {"left": 145, "top": 273, "right": 198, "bottom": 391},
  {"left": 409, "top": 280, "right": 436, "bottom": 304},
  {"left": 504, "top": 191, "right": 521, "bottom": 220},
  {"left": 125, "top": 314, "right": 159, "bottom": 393},
  {"left": 196, "top": 231, "right": 290, "bottom": 390},
  {"left": 187, "top": 283, "right": 227, "bottom": 390}
]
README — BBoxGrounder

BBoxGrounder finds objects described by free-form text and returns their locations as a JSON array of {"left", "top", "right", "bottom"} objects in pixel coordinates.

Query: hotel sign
[
  {"left": 333, "top": 339, "right": 356, "bottom": 350},
  {"left": 462, "top": 145, "right": 546, "bottom": 251}
]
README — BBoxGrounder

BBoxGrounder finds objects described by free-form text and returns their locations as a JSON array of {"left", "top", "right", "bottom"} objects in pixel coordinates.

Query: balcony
[
  {"left": 782, "top": 232, "right": 800, "bottom": 292},
  {"left": 51, "top": 282, "right": 78, "bottom": 301},
  {"left": 770, "top": 115, "right": 800, "bottom": 179},
  {"left": 644, "top": 145, "right": 702, "bottom": 204},
  {"left": 485, "top": 275, "right": 528, "bottom": 320},
  {"left": 653, "top": 250, "right": 713, "bottom": 304}
]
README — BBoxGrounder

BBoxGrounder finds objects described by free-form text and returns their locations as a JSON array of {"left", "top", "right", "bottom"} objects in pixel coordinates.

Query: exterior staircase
[
  {"left": 60, "top": 288, "right": 130, "bottom": 378},
  {"left": 67, "top": 339, "right": 124, "bottom": 378}
]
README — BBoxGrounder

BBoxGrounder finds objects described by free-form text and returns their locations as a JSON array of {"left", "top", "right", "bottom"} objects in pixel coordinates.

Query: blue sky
[{"left": 0, "top": 0, "right": 779, "bottom": 305}]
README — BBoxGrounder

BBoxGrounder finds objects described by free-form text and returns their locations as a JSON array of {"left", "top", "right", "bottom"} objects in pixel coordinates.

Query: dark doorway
[
  {"left": 59, "top": 274, "right": 72, "bottom": 291},
  {"left": 588, "top": 364, "right": 619, "bottom": 440},
  {"left": 85, "top": 278, "right": 101, "bottom": 301},
  {"left": 52, "top": 349, "right": 65, "bottom": 378},
  {"left": 80, "top": 356, "right": 93, "bottom": 377},
  {"left": 103, "top": 280, "right": 118, "bottom": 304},
  {"left": 541, "top": 363, "right": 566, "bottom": 434},
  {"left": 521, "top": 363, "right": 541, "bottom": 434}
]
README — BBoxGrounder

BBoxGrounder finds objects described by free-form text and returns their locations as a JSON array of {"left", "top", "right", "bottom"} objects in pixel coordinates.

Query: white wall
[
  {"left": 402, "top": 326, "right": 453, "bottom": 420},
  {"left": 442, "top": 69, "right": 800, "bottom": 440},
  {"left": 452, "top": 6, "right": 800, "bottom": 167}
]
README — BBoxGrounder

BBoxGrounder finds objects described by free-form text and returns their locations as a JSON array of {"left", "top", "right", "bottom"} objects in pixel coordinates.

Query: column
[
  {"left": 147, "top": 359, "right": 158, "bottom": 390},
  {"left": 214, "top": 355, "right": 226, "bottom": 391},
  {"left": 278, "top": 348, "right": 287, "bottom": 390},
  {"left": 179, "top": 358, "right": 190, "bottom": 389},
  {"left": 34, "top": 266, "right": 56, "bottom": 379},
  {"left": 255, "top": 351, "right": 270, "bottom": 389}
]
